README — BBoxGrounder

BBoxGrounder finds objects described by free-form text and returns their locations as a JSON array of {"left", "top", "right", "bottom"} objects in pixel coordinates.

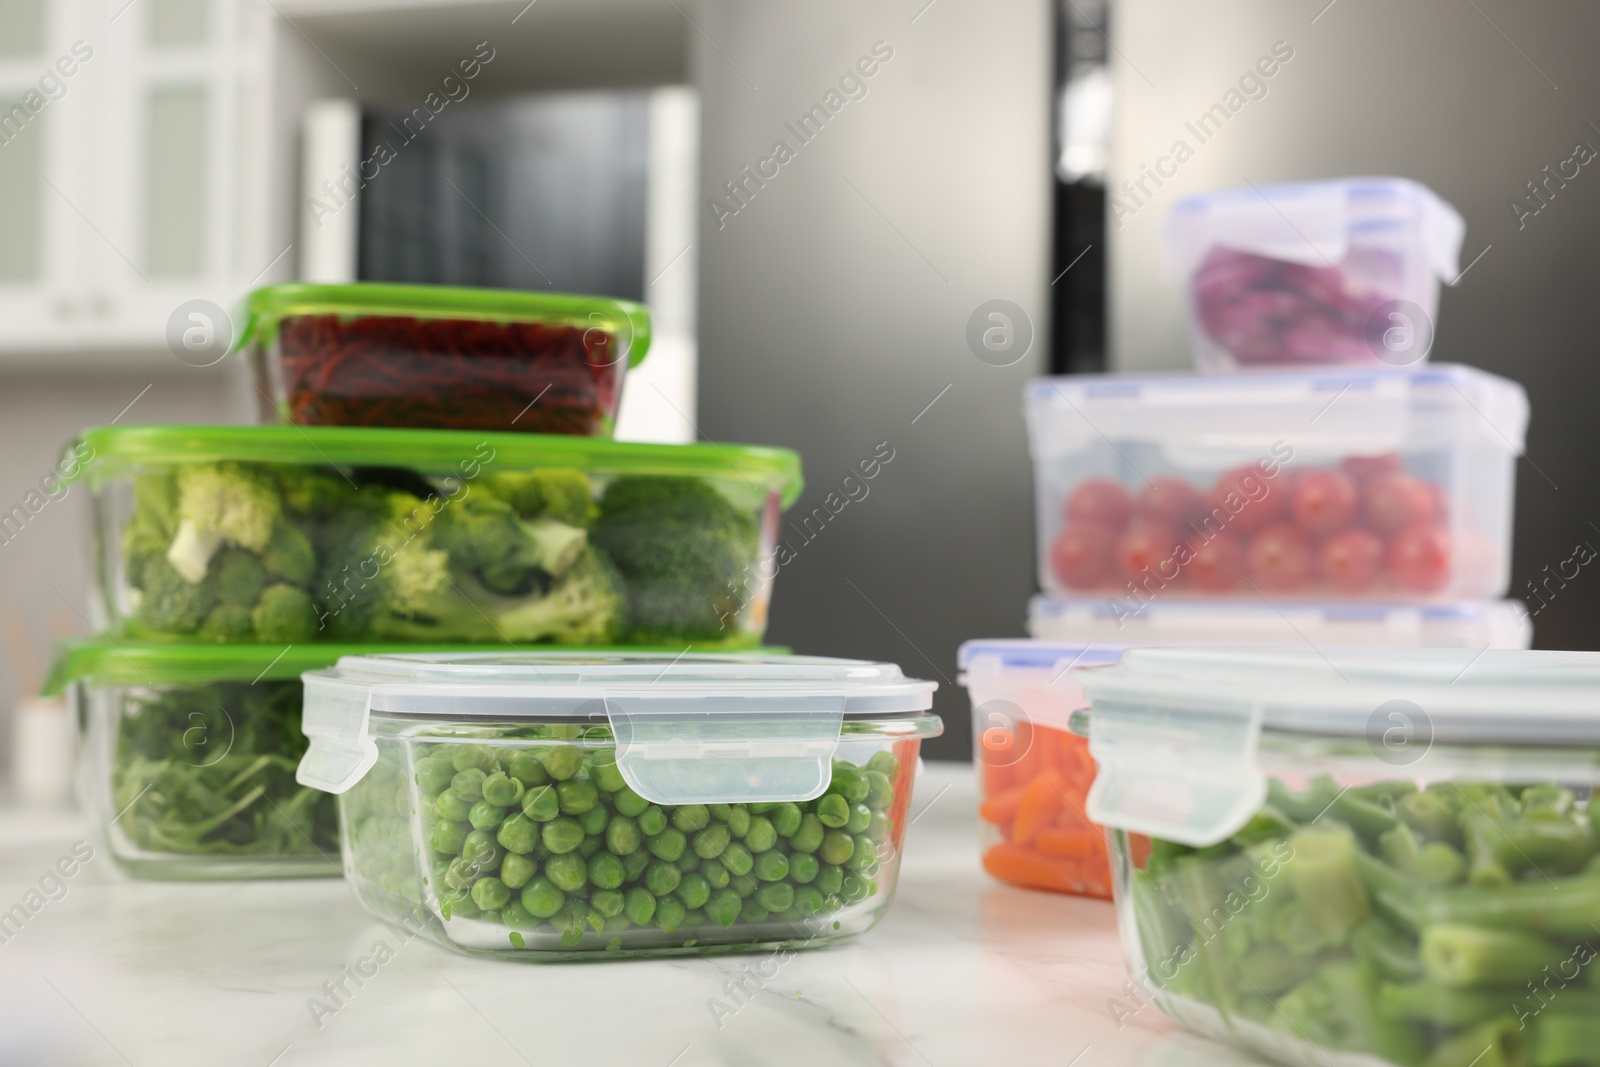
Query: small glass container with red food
[
  {"left": 239, "top": 284, "right": 652, "bottom": 436},
  {"left": 1025, "top": 365, "right": 1527, "bottom": 603},
  {"left": 1163, "top": 178, "right": 1465, "bottom": 371},
  {"left": 960, "top": 640, "right": 1129, "bottom": 899}
]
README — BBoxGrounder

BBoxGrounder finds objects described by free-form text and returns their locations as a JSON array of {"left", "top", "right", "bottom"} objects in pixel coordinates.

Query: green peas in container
[
  {"left": 1076, "top": 648, "right": 1600, "bottom": 1067},
  {"left": 298, "top": 651, "right": 940, "bottom": 960}
]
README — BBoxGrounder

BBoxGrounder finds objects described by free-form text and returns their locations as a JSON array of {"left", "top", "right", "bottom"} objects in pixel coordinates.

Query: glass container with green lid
[
  {"left": 296, "top": 650, "right": 942, "bottom": 960},
  {"left": 1076, "top": 647, "right": 1600, "bottom": 1067},
  {"left": 45, "top": 640, "right": 485, "bottom": 880},
  {"left": 66, "top": 425, "right": 801, "bottom": 648},
  {"left": 238, "top": 282, "right": 652, "bottom": 436}
]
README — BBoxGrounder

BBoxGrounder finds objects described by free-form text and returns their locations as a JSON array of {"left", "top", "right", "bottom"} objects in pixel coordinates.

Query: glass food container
[
  {"left": 68, "top": 425, "right": 801, "bottom": 647},
  {"left": 1077, "top": 647, "right": 1600, "bottom": 1067},
  {"left": 240, "top": 283, "right": 652, "bottom": 436},
  {"left": 1028, "top": 597, "right": 1533, "bottom": 650},
  {"left": 1025, "top": 365, "right": 1527, "bottom": 602},
  {"left": 296, "top": 651, "right": 941, "bottom": 961},
  {"left": 1162, "top": 178, "right": 1465, "bottom": 371},
  {"left": 45, "top": 641, "right": 427, "bottom": 880}
]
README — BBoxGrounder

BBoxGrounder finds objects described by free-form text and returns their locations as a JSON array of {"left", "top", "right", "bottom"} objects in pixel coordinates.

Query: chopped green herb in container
[
  {"left": 1076, "top": 648, "right": 1600, "bottom": 1067},
  {"left": 47, "top": 641, "right": 487, "bottom": 879}
]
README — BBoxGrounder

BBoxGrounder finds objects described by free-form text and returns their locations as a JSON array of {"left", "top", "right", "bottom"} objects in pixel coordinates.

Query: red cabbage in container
[{"left": 1164, "top": 179, "right": 1464, "bottom": 372}]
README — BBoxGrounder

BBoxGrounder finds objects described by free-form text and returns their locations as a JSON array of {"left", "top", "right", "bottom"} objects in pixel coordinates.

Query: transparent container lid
[
  {"left": 298, "top": 651, "right": 939, "bottom": 805},
  {"left": 1027, "top": 596, "right": 1532, "bottom": 649},
  {"left": 1075, "top": 647, "right": 1600, "bottom": 847},
  {"left": 1161, "top": 176, "right": 1465, "bottom": 281},
  {"left": 1025, "top": 363, "right": 1528, "bottom": 459}
]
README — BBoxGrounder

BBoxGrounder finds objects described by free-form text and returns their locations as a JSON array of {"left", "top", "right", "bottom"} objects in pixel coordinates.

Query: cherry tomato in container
[
  {"left": 1050, "top": 524, "right": 1117, "bottom": 590},
  {"left": 1138, "top": 476, "right": 1206, "bottom": 529},
  {"left": 1318, "top": 529, "right": 1385, "bottom": 593},
  {"left": 1364, "top": 472, "right": 1436, "bottom": 536},
  {"left": 1291, "top": 469, "right": 1359, "bottom": 537},
  {"left": 1209, "top": 465, "right": 1287, "bottom": 535},
  {"left": 1065, "top": 479, "right": 1132, "bottom": 530},
  {"left": 1186, "top": 534, "right": 1246, "bottom": 591},
  {"left": 1115, "top": 523, "right": 1182, "bottom": 583},
  {"left": 1388, "top": 523, "right": 1452, "bottom": 593},
  {"left": 1247, "top": 523, "right": 1314, "bottom": 591}
]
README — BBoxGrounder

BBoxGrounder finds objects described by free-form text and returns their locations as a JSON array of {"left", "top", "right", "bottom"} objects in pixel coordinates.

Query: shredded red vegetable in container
[{"left": 271, "top": 314, "right": 626, "bottom": 434}]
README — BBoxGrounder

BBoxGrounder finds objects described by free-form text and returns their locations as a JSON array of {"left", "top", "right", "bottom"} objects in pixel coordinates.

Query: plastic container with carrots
[{"left": 960, "top": 640, "right": 1126, "bottom": 898}]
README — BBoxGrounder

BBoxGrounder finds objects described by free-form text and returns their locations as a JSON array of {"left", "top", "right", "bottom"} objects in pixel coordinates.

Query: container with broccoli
[
  {"left": 48, "top": 642, "right": 424, "bottom": 879},
  {"left": 70, "top": 426, "right": 802, "bottom": 646},
  {"left": 1077, "top": 647, "right": 1600, "bottom": 1067},
  {"left": 297, "top": 651, "right": 942, "bottom": 959}
]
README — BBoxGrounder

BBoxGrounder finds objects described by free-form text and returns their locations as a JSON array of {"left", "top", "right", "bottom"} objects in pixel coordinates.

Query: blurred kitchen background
[{"left": 1, "top": 0, "right": 1597, "bottom": 767}]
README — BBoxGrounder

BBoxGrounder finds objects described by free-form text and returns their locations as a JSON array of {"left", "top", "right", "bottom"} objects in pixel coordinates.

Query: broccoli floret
[
  {"left": 371, "top": 548, "right": 622, "bottom": 644},
  {"left": 496, "top": 548, "right": 624, "bottom": 644},
  {"left": 591, "top": 476, "right": 757, "bottom": 639},
  {"left": 252, "top": 584, "right": 318, "bottom": 642},
  {"left": 135, "top": 556, "right": 219, "bottom": 634},
  {"left": 124, "top": 472, "right": 178, "bottom": 580},
  {"left": 434, "top": 492, "right": 588, "bottom": 594},
  {"left": 261, "top": 523, "right": 315, "bottom": 586},
  {"left": 212, "top": 548, "right": 267, "bottom": 607},
  {"left": 486, "top": 469, "right": 594, "bottom": 526},
  {"left": 176, "top": 463, "right": 282, "bottom": 553},
  {"left": 312, "top": 489, "right": 451, "bottom": 640},
  {"left": 198, "top": 603, "right": 254, "bottom": 641},
  {"left": 274, "top": 466, "right": 362, "bottom": 517}
]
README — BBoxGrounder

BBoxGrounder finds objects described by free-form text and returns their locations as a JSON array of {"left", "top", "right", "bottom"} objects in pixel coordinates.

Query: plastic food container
[
  {"left": 296, "top": 651, "right": 941, "bottom": 961},
  {"left": 1025, "top": 365, "right": 1527, "bottom": 602},
  {"left": 1078, "top": 647, "right": 1600, "bottom": 1067},
  {"left": 240, "top": 283, "right": 652, "bottom": 436},
  {"left": 44, "top": 641, "right": 404, "bottom": 879},
  {"left": 69, "top": 425, "right": 800, "bottom": 646},
  {"left": 960, "top": 640, "right": 1123, "bottom": 899},
  {"left": 1028, "top": 597, "right": 1533, "bottom": 649},
  {"left": 1163, "top": 179, "right": 1465, "bottom": 371}
]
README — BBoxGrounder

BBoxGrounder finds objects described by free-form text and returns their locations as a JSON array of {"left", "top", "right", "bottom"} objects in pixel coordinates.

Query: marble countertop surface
[{"left": 0, "top": 764, "right": 1259, "bottom": 1067}]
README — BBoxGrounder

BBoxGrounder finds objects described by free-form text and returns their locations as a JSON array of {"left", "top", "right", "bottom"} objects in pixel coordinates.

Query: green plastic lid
[
  {"left": 43, "top": 640, "right": 793, "bottom": 695},
  {"left": 235, "top": 282, "right": 653, "bottom": 369},
  {"left": 65, "top": 425, "right": 804, "bottom": 508}
]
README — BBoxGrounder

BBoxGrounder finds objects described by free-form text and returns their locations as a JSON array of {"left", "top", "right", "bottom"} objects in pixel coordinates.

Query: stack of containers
[
  {"left": 47, "top": 283, "right": 808, "bottom": 883},
  {"left": 963, "top": 179, "right": 1534, "bottom": 902}
]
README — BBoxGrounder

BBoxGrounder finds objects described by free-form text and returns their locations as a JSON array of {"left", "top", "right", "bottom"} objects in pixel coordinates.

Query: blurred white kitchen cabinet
[{"left": 0, "top": 0, "right": 266, "bottom": 363}]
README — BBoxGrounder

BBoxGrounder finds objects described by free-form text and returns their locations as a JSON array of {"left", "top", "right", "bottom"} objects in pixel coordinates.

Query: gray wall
[
  {"left": 694, "top": 1, "right": 1054, "bottom": 759},
  {"left": 1108, "top": 0, "right": 1600, "bottom": 652}
]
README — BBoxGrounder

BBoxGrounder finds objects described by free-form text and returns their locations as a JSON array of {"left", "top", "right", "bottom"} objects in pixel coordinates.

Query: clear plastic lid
[
  {"left": 1161, "top": 177, "right": 1465, "bottom": 281},
  {"left": 1027, "top": 597, "right": 1532, "bottom": 650},
  {"left": 1025, "top": 363, "right": 1529, "bottom": 459},
  {"left": 297, "top": 651, "right": 938, "bottom": 804},
  {"left": 1076, "top": 647, "right": 1600, "bottom": 846}
]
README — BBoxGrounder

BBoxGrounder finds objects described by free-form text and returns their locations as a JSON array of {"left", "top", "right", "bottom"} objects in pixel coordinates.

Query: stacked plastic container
[
  {"left": 47, "top": 282, "right": 949, "bottom": 963},
  {"left": 47, "top": 284, "right": 799, "bottom": 881},
  {"left": 964, "top": 178, "right": 1535, "bottom": 902}
]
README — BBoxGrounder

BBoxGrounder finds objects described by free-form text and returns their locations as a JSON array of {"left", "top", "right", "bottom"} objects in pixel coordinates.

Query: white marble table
[{"left": 0, "top": 765, "right": 1259, "bottom": 1067}]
